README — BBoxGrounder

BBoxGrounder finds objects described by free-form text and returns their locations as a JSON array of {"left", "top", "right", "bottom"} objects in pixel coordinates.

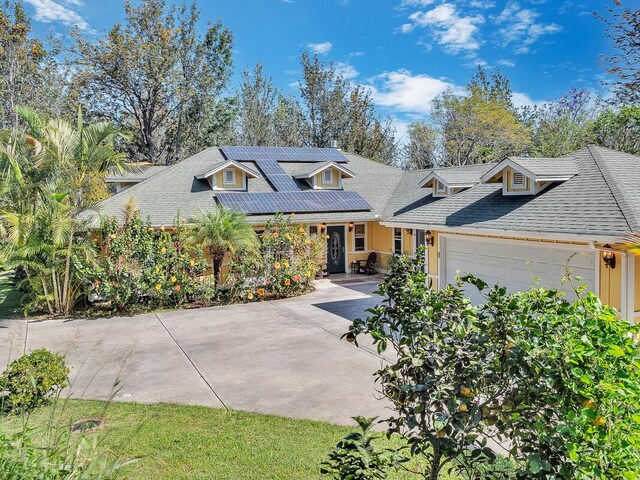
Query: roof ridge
[{"left": 587, "top": 145, "right": 635, "bottom": 233}]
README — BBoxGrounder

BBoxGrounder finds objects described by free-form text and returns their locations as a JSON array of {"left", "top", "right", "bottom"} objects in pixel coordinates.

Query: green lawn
[
  {"left": 1, "top": 399, "right": 441, "bottom": 480},
  {"left": 0, "top": 271, "right": 22, "bottom": 319}
]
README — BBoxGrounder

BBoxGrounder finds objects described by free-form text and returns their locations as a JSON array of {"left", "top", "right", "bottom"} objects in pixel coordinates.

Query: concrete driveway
[{"left": 0, "top": 279, "right": 391, "bottom": 425}]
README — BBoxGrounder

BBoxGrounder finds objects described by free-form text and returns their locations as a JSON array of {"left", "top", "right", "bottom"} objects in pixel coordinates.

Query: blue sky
[{"left": 24, "top": 0, "right": 614, "bottom": 139}]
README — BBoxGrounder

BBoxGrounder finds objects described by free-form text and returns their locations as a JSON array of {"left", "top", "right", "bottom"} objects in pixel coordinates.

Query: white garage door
[{"left": 443, "top": 236, "right": 597, "bottom": 304}]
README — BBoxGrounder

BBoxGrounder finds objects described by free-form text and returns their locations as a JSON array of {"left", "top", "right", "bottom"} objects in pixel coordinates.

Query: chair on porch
[{"left": 355, "top": 252, "right": 378, "bottom": 275}]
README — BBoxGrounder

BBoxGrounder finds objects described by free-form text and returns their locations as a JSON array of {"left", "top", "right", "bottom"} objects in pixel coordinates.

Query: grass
[
  {"left": 0, "top": 271, "right": 22, "bottom": 319},
  {"left": 1, "top": 399, "right": 441, "bottom": 480}
]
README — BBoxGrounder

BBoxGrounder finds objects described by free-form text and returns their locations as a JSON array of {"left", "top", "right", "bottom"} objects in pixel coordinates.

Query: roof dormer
[
  {"left": 481, "top": 157, "right": 577, "bottom": 196},
  {"left": 195, "top": 160, "right": 261, "bottom": 191},
  {"left": 419, "top": 171, "right": 478, "bottom": 198},
  {"left": 293, "top": 161, "right": 355, "bottom": 190}
]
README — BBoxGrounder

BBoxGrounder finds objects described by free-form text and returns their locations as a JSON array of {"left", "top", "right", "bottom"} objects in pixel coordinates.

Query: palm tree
[
  {"left": 186, "top": 207, "right": 259, "bottom": 285},
  {"left": 0, "top": 107, "right": 129, "bottom": 315}
]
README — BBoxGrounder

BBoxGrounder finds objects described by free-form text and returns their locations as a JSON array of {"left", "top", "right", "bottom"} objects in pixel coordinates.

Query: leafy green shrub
[
  {"left": 345, "top": 250, "right": 640, "bottom": 479},
  {"left": 321, "top": 416, "right": 406, "bottom": 479},
  {"left": 227, "top": 213, "right": 324, "bottom": 302},
  {"left": 1, "top": 349, "right": 68, "bottom": 413},
  {"left": 80, "top": 209, "right": 209, "bottom": 310}
]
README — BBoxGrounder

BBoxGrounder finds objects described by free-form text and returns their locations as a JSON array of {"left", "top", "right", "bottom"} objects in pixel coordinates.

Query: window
[
  {"left": 223, "top": 168, "right": 236, "bottom": 186},
  {"left": 354, "top": 224, "right": 365, "bottom": 251},
  {"left": 415, "top": 229, "right": 425, "bottom": 253},
  {"left": 434, "top": 180, "right": 447, "bottom": 196},
  {"left": 322, "top": 169, "right": 334, "bottom": 185},
  {"left": 393, "top": 228, "right": 403, "bottom": 254},
  {"left": 309, "top": 225, "right": 318, "bottom": 235}
]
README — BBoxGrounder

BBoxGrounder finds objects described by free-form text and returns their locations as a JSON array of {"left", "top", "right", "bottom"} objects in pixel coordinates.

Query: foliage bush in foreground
[
  {"left": 0, "top": 349, "right": 68, "bottom": 414},
  {"left": 339, "top": 250, "right": 640, "bottom": 479}
]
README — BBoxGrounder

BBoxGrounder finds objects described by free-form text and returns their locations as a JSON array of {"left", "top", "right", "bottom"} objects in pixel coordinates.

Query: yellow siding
[
  {"left": 314, "top": 167, "right": 340, "bottom": 188},
  {"left": 634, "top": 255, "right": 640, "bottom": 318},
  {"left": 215, "top": 167, "right": 244, "bottom": 189},
  {"left": 402, "top": 229, "right": 413, "bottom": 256},
  {"left": 599, "top": 252, "right": 622, "bottom": 311},
  {"left": 428, "top": 231, "right": 439, "bottom": 276},
  {"left": 368, "top": 221, "right": 393, "bottom": 269}
]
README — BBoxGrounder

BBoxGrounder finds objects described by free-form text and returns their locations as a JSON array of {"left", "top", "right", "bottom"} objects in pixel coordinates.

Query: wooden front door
[{"left": 326, "top": 226, "right": 346, "bottom": 274}]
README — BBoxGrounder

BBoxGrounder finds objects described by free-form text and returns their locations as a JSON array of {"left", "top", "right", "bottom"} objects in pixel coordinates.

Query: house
[{"left": 98, "top": 145, "right": 640, "bottom": 322}]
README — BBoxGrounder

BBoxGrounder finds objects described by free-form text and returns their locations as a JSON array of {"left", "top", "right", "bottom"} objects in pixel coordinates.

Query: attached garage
[{"left": 441, "top": 235, "right": 597, "bottom": 304}]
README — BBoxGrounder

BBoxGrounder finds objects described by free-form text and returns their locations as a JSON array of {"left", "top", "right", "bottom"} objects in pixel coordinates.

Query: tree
[
  {"left": 186, "top": 207, "right": 258, "bottom": 285},
  {"left": 589, "top": 104, "right": 640, "bottom": 154},
  {"left": 402, "top": 121, "right": 437, "bottom": 170},
  {"left": 431, "top": 67, "right": 530, "bottom": 166},
  {"left": 598, "top": 1, "right": 640, "bottom": 103},
  {"left": 343, "top": 251, "right": 640, "bottom": 479},
  {"left": 0, "top": 109, "right": 128, "bottom": 315},
  {"left": 0, "top": 1, "right": 61, "bottom": 130},
  {"left": 298, "top": 53, "right": 397, "bottom": 163},
  {"left": 235, "top": 63, "right": 277, "bottom": 146},
  {"left": 529, "top": 89, "right": 599, "bottom": 157},
  {"left": 73, "top": 0, "right": 233, "bottom": 164}
]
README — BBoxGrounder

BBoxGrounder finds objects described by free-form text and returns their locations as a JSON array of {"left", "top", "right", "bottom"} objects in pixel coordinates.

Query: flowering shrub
[
  {"left": 227, "top": 213, "right": 324, "bottom": 302},
  {"left": 79, "top": 212, "right": 210, "bottom": 310}
]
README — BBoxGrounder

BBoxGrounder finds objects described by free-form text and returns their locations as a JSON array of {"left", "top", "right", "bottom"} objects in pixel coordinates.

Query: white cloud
[
  {"left": 469, "top": 0, "right": 495, "bottom": 7},
  {"left": 400, "top": 0, "right": 435, "bottom": 6},
  {"left": 335, "top": 62, "right": 359, "bottom": 80},
  {"left": 498, "top": 59, "right": 515, "bottom": 67},
  {"left": 369, "top": 69, "right": 460, "bottom": 114},
  {"left": 405, "top": 4, "right": 484, "bottom": 53},
  {"left": 24, "top": 0, "right": 89, "bottom": 30},
  {"left": 307, "top": 41, "right": 333, "bottom": 55},
  {"left": 493, "top": 1, "right": 561, "bottom": 54},
  {"left": 512, "top": 91, "right": 545, "bottom": 109}
]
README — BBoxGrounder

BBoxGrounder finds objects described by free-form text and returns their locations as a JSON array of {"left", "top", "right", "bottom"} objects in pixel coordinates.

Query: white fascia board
[{"left": 196, "top": 160, "right": 261, "bottom": 180}]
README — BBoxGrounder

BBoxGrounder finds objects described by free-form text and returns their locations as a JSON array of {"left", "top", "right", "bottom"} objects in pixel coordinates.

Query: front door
[{"left": 326, "top": 226, "right": 346, "bottom": 274}]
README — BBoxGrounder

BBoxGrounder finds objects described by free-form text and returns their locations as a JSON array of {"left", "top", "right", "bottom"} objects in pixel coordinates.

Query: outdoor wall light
[
  {"left": 320, "top": 223, "right": 327, "bottom": 234},
  {"left": 348, "top": 222, "right": 354, "bottom": 232},
  {"left": 406, "top": 228, "right": 413, "bottom": 235},
  {"left": 425, "top": 230, "right": 435, "bottom": 247},
  {"left": 602, "top": 246, "right": 616, "bottom": 269}
]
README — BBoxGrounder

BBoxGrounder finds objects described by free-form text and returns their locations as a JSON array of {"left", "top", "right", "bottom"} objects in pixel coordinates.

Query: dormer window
[
  {"left": 223, "top": 168, "right": 236, "bottom": 186},
  {"left": 481, "top": 157, "right": 578, "bottom": 197},
  {"left": 294, "top": 161, "right": 355, "bottom": 190},
  {"left": 195, "top": 160, "right": 260, "bottom": 191},
  {"left": 435, "top": 180, "right": 448, "bottom": 196}
]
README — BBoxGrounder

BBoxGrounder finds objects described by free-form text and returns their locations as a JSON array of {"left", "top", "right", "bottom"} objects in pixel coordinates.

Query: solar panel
[
  {"left": 221, "top": 146, "right": 348, "bottom": 163},
  {"left": 216, "top": 191, "right": 372, "bottom": 215},
  {"left": 253, "top": 159, "right": 300, "bottom": 191}
]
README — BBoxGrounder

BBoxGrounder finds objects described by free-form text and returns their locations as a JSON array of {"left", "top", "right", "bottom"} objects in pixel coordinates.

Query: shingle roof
[
  {"left": 389, "top": 146, "right": 639, "bottom": 238},
  {"left": 94, "top": 145, "right": 640, "bottom": 239},
  {"left": 93, "top": 148, "right": 405, "bottom": 226},
  {"left": 105, "top": 165, "right": 170, "bottom": 183},
  {"left": 433, "top": 163, "right": 493, "bottom": 186}
]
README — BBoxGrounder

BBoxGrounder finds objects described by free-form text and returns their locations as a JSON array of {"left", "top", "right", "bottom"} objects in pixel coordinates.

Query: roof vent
[{"left": 330, "top": 139, "right": 338, "bottom": 149}]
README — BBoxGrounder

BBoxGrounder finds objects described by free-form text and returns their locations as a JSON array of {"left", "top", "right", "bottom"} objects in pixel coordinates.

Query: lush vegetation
[
  {"left": 79, "top": 210, "right": 323, "bottom": 314},
  {"left": 340, "top": 251, "right": 640, "bottom": 479},
  {"left": 0, "top": 399, "right": 433, "bottom": 480},
  {"left": 0, "top": 271, "right": 21, "bottom": 318}
]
